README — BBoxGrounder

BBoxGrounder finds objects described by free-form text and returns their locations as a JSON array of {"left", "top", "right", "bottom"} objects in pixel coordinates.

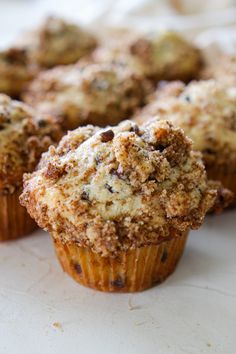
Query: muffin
[
  {"left": 0, "top": 94, "right": 62, "bottom": 241},
  {"left": 134, "top": 80, "right": 236, "bottom": 203},
  {"left": 94, "top": 31, "right": 202, "bottom": 82},
  {"left": 0, "top": 48, "right": 36, "bottom": 98},
  {"left": 18, "top": 16, "right": 97, "bottom": 68},
  {"left": 23, "top": 62, "right": 152, "bottom": 131},
  {"left": 200, "top": 54, "right": 236, "bottom": 86},
  {"left": 20, "top": 120, "right": 227, "bottom": 292}
]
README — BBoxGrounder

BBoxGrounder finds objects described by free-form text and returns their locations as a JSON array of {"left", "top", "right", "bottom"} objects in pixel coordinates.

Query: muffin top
[
  {"left": 201, "top": 55, "right": 236, "bottom": 86},
  {"left": 23, "top": 62, "right": 152, "bottom": 130},
  {"left": 20, "top": 120, "right": 221, "bottom": 257},
  {"left": 94, "top": 31, "right": 202, "bottom": 82},
  {"left": 0, "top": 94, "right": 62, "bottom": 194},
  {"left": 0, "top": 48, "right": 35, "bottom": 97},
  {"left": 134, "top": 80, "right": 236, "bottom": 168},
  {"left": 19, "top": 16, "right": 97, "bottom": 68}
]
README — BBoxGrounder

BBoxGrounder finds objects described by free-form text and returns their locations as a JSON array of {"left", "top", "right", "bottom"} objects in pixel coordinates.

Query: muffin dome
[
  {"left": 0, "top": 48, "right": 35, "bottom": 97},
  {"left": 20, "top": 120, "right": 220, "bottom": 257},
  {"left": 134, "top": 80, "right": 236, "bottom": 169},
  {"left": 129, "top": 31, "right": 202, "bottom": 81},
  {"left": 23, "top": 62, "right": 151, "bottom": 130},
  {"left": 94, "top": 31, "right": 202, "bottom": 82},
  {"left": 19, "top": 16, "right": 97, "bottom": 68},
  {"left": 0, "top": 94, "right": 62, "bottom": 194}
]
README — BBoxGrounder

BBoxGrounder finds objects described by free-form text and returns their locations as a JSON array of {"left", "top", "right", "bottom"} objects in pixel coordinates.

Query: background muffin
[
  {"left": 0, "top": 94, "right": 62, "bottom": 241},
  {"left": 134, "top": 80, "right": 236, "bottom": 203},
  {"left": 23, "top": 62, "right": 152, "bottom": 131},
  {"left": 94, "top": 31, "right": 202, "bottom": 83},
  {"left": 0, "top": 48, "right": 36, "bottom": 98},
  {"left": 20, "top": 120, "right": 226, "bottom": 292},
  {"left": 18, "top": 16, "right": 97, "bottom": 68},
  {"left": 200, "top": 54, "right": 236, "bottom": 86}
]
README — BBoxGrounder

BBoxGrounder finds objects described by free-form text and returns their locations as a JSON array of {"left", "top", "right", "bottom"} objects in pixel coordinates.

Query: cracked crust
[
  {"left": 23, "top": 62, "right": 152, "bottom": 130},
  {"left": 20, "top": 120, "right": 222, "bottom": 257},
  {"left": 18, "top": 16, "right": 97, "bottom": 68},
  {"left": 134, "top": 80, "right": 236, "bottom": 170},
  {"left": 0, "top": 48, "right": 36, "bottom": 98},
  {"left": 0, "top": 94, "right": 63, "bottom": 194}
]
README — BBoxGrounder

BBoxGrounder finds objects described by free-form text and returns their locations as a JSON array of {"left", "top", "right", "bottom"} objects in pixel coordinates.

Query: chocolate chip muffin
[
  {"left": 0, "top": 48, "right": 36, "bottom": 98},
  {"left": 94, "top": 31, "right": 202, "bottom": 83},
  {"left": 134, "top": 80, "right": 236, "bottom": 204},
  {"left": 20, "top": 119, "right": 226, "bottom": 292},
  {"left": 0, "top": 94, "right": 63, "bottom": 241},
  {"left": 23, "top": 62, "right": 152, "bottom": 131},
  {"left": 18, "top": 16, "right": 97, "bottom": 68}
]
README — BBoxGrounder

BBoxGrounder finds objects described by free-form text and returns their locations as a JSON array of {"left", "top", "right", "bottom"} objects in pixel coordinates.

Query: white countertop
[{"left": 0, "top": 210, "right": 235, "bottom": 354}]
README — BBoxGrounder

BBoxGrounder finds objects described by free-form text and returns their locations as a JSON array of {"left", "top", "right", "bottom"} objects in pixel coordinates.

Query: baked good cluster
[{"left": 0, "top": 16, "right": 235, "bottom": 292}]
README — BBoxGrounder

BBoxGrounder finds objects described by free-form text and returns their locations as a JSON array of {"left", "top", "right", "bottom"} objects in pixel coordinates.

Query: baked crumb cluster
[
  {"left": 20, "top": 16, "right": 97, "bottom": 68},
  {"left": 23, "top": 62, "right": 151, "bottom": 130},
  {"left": 21, "top": 120, "right": 220, "bottom": 257},
  {"left": 94, "top": 31, "right": 202, "bottom": 82},
  {"left": 134, "top": 80, "right": 236, "bottom": 170},
  {"left": 0, "top": 48, "right": 35, "bottom": 97},
  {"left": 0, "top": 94, "right": 62, "bottom": 194}
]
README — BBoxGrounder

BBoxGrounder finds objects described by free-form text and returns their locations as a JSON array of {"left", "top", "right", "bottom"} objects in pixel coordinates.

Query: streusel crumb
[
  {"left": 20, "top": 120, "right": 223, "bottom": 257},
  {"left": 0, "top": 94, "right": 62, "bottom": 194}
]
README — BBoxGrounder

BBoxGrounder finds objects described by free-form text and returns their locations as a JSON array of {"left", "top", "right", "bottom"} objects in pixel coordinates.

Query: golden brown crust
[
  {"left": 23, "top": 62, "right": 152, "bottom": 130},
  {"left": 0, "top": 94, "right": 63, "bottom": 194},
  {"left": 0, "top": 48, "right": 36, "bottom": 98},
  {"left": 21, "top": 120, "right": 220, "bottom": 257},
  {"left": 134, "top": 80, "right": 236, "bottom": 169},
  {"left": 19, "top": 16, "right": 97, "bottom": 68}
]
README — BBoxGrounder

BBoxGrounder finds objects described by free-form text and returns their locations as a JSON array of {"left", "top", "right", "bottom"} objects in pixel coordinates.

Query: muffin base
[
  {"left": 0, "top": 189, "right": 37, "bottom": 241},
  {"left": 54, "top": 231, "right": 188, "bottom": 292},
  {"left": 206, "top": 165, "right": 236, "bottom": 206}
]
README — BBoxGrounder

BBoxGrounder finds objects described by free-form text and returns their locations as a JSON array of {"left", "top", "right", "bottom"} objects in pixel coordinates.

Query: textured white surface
[{"left": 0, "top": 210, "right": 235, "bottom": 354}]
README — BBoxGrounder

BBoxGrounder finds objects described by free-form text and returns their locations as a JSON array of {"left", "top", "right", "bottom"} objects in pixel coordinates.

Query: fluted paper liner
[
  {"left": 54, "top": 231, "right": 188, "bottom": 292},
  {"left": 0, "top": 189, "right": 37, "bottom": 241}
]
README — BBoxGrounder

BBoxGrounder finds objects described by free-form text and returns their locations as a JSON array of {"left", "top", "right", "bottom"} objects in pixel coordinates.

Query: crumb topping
[
  {"left": 200, "top": 55, "right": 236, "bottom": 86},
  {"left": 20, "top": 120, "right": 219, "bottom": 257},
  {"left": 134, "top": 80, "right": 236, "bottom": 169},
  {"left": 129, "top": 31, "right": 202, "bottom": 81},
  {"left": 0, "top": 94, "right": 62, "bottom": 194},
  {"left": 20, "top": 16, "right": 97, "bottom": 68},
  {"left": 93, "top": 31, "right": 202, "bottom": 82},
  {"left": 23, "top": 62, "right": 152, "bottom": 130},
  {"left": 0, "top": 48, "right": 35, "bottom": 97}
]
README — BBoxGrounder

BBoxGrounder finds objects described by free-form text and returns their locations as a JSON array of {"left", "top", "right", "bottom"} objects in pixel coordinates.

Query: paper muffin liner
[
  {"left": 0, "top": 189, "right": 37, "bottom": 241},
  {"left": 206, "top": 165, "right": 236, "bottom": 206},
  {"left": 53, "top": 231, "right": 188, "bottom": 292}
]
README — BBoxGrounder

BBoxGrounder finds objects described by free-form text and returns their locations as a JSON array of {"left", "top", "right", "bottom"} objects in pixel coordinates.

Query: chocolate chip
[
  {"left": 95, "top": 155, "right": 102, "bottom": 164},
  {"left": 74, "top": 263, "right": 82, "bottom": 274},
  {"left": 156, "top": 145, "right": 165, "bottom": 152},
  {"left": 110, "top": 168, "right": 125, "bottom": 180},
  {"left": 161, "top": 250, "right": 168, "bottom": 263},
  {"left": 111, "top": 276, "right": 125, "bottom": 288},
  {"left": 184, "top": 95, "right": 191, "bottom": 102},
  {"left": 81, "top": 190, "right": 89, "bottom": 201},
  {"left": 38, "top": 119, "right": 47, "bottom": 128},
  {"left": 105, "top": 183, "right": 114, "bottom": 193},
  {"left": 100, "top": 130, "right": 114, "bottom": 143},
  {"left": 130, "top": 124, "right": 140, "bottom": 135}
]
